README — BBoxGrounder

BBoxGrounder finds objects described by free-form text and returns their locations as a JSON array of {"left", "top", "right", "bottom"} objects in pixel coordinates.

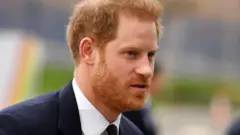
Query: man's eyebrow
[{"left": 120, "top": 44, "right": 159, "bottom": 52}]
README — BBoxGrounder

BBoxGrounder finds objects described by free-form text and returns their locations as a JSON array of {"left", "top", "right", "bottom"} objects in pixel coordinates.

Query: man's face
[{"left": 91, "top": 14, "right": 158, "bottom": 112}]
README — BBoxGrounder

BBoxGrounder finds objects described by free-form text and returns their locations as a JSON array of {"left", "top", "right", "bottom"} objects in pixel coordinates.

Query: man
[
  {"left": 123, "top": 61, "right": 163, "bottom": 135},
  {"left": 0, "top": 0, "right": 163, "bottom": 135}
]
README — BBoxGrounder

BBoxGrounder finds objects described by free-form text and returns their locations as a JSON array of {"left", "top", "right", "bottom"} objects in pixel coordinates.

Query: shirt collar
[{"left": 72, "top": 78, "right": 121, "bottom": 135}]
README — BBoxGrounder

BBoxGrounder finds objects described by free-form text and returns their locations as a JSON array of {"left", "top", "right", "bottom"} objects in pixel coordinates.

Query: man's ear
[{"left": 79, "top": 37, "right": 95, "bottom": 65}]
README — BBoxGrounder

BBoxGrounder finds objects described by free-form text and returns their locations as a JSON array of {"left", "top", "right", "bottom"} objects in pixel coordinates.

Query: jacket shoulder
[
  {"left": 121, "top": 115, "right": 144, "bottom": 135},
  {"left": 0, "top": 113, "right": 26, "bottom": 135},
  {"left": 0, "top": 90, "right": 59, "bottom": 134}
]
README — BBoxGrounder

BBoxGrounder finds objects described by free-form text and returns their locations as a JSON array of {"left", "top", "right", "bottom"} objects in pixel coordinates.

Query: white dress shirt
[{"left": 72, "top": 78, "right": 121, "bottom": 135}]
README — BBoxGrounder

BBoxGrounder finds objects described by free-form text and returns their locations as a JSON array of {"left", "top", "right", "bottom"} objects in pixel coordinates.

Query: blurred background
[{"left": 0, "top": 0, "right": 240, "bottom": 135}]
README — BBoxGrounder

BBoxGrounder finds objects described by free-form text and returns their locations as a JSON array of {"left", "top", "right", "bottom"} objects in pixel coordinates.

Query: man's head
[{"left": 67, "top": 0, "right": 163, "bottom": 112}]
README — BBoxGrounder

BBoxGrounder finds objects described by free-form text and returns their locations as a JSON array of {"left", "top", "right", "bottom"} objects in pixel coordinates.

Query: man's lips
[
  {"left": 131, "top": 84, "right": 147, "bottom": 88},
  {"left": 130, "top": 84, "right": 149, "bottom": 92}
]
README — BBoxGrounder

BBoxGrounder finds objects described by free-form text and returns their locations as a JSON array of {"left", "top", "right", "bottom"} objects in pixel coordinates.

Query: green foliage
[
  {"left": 153, "top": 76, "right": 240, "bottom": 106},
  {"left": 37, "top": 65, "right": 73, "bottom": 95}
]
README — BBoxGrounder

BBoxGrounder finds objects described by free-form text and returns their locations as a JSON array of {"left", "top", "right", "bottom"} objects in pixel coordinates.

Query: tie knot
[{"left": 107, "top": 124, "right": 118, "bottom": 135}]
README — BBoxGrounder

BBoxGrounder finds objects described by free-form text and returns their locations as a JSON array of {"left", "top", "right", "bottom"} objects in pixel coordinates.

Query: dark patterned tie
[{"left": 107, "top": 124, "right": 118, "bottom": 135}]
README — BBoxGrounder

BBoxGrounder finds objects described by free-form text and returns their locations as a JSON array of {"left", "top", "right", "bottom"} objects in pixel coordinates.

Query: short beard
[
  {"left": 91, "top": 61, "right": 125, "bottom": 112},
  {"left": 90, "top": 61, "right": 147, "bottom": 112}
]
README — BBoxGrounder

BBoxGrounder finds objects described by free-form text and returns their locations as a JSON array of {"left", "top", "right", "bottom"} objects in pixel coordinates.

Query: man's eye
[
  {"left": 127, "top": 51, "right": 137, "bottom": 56},
  {"left": 148, "top": 52, "right": 156, "bottom": 58}
]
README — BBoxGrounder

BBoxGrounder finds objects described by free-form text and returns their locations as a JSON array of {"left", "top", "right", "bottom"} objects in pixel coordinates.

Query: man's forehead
[{"left": 117, "top": 15, "right": 157, "bottom": 38}]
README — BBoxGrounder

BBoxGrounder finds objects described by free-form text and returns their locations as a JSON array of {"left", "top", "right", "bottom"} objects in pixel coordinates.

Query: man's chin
[{"left": 123, "top": 99, "right": 146, "bottom": 111}]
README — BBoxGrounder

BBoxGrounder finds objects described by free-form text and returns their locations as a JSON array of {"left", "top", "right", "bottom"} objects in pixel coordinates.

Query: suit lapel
[
  {"left": 58, "top": 81, "right": 82, "bottom": 135},
  {"left": 119, "top": 116, "right": 129, "bottom": 135}
]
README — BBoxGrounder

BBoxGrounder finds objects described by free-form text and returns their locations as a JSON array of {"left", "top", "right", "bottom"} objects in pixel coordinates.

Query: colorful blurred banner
[{"left": 0, "top": 30, "right": 44, "bottom": 109}]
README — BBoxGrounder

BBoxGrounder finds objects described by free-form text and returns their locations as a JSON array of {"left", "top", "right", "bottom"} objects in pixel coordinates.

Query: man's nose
[{"left": 135, "top": 57, "right": 153, "bottom": 79}]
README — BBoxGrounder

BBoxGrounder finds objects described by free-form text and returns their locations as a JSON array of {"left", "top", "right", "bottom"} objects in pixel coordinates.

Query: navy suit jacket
[
  {"left": 123, "top": 107, "right": 158, "bottom": 135},
  {"left": 0, "top": 81, "right": 143, "bottom": 135}
]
